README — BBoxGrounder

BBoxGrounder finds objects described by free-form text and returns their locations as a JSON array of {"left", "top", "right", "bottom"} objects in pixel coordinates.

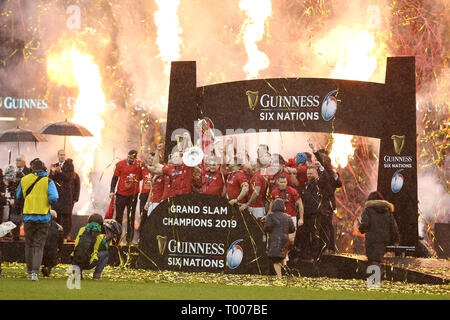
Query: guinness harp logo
[
  {"left": 246, "top": 90, "right": 259, "bottom": 110},
  {"left": 156, "top": 235, "right": 168, "bottom": 255},
  {"left": 391, "top": 135, "right": 405, "bottom": 155}
]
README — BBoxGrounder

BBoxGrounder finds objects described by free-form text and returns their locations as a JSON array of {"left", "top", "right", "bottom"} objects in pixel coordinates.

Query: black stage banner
[
  {"left": 137, "top": 193, "right": 268, "bottom": 274},
  {"left": 163, "top": 57, "right": 418, "bottom": 248}
]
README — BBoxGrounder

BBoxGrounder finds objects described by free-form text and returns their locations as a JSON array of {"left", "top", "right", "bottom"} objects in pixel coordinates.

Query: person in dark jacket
[
  {"left": 41, "top": 210, "right": 64, "bottom": 277},
  {"left": 49, "top": 150, "right": 75, "bottom": 241},
  {"left": 6, "top": 155, "right": 33, "bottom": 240},
  {"left": 72, "top": 172, "right": 80, "bottom": 210},
  {"left": 308, "top": 142, "right": 342, "bottom": 253},
  {"left": 358, "top": 191, "right": 400, "bottom": 265},
  {"left": 291, "top": 164, "right": 334, "bottom": 262},
  {"left": 0, "top": 168, "right": 5, "bottom": 277},
  {"left": 263, "top": 198, "right": 295, "bottom": 278},
  {"left": 0, "top": 168, "right": 7, "bottom": 214}
]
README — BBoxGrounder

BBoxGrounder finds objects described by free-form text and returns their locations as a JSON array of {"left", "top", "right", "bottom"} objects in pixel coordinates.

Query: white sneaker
[{"left": 30, "top": 272, "right": 39, "bottom": 281}]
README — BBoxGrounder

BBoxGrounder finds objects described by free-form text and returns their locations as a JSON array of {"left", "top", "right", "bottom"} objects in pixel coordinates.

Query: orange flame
[
  {"left": 46, "top": 47, "right": 106, "bottom": 214},
  {"left": 329, "top": 133, "right": 354, "bottom": 168},
  {"left": 238, "top": 0, "right": 272, "bottom": 79},
  {"left": 154, "top": 0, "right": 182, "bottom": 76}
]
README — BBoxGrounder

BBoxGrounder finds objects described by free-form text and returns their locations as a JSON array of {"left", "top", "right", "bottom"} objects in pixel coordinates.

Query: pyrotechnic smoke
[
  {"left": 418, "top": 173, "right": 450, "bottom": 223},
  {"left": 0, "top": 0, "right": 447, "bottom": 226}
]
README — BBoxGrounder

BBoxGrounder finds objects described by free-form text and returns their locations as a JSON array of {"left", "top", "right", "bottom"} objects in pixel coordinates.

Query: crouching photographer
[{"left": 70, "top": 213, "right": 110, "bottom": 280}]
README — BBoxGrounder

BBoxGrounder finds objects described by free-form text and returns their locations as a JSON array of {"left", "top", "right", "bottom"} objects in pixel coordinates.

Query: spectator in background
[
  {"left": 263, "top": 198, "right": 295, "bottom": 278},
  {"left": 2, "top": 155, "right": 32, "bottom": 241},
  {"left": 17, "top": 158, "right": 59, "bottom": 281},
  {"left": 49, "top": 150, "right": 75, "bottom": 241},
  {"left": 41, "top": 210, "right": 64, "bottom": 277},
  {"left": 72, "top": 171, "right": 80, "bottom": 219},
  {"left": 15, "top": 154, "right": 31, "bottom": 176},
  {"left": 110, "top": 150, "right": 142, "bottom": 244},
  {"left": 358, "top": 191, "right": 400, "bottom": 266},
  {"left": 0, "top": 168, "right": 6, "bottom": 278},
  {"left": 10, "top": 155, "right": 32, "bottom": 240},
  {"left": 1, "top": 167, "right": 8, "bottom": 220}
]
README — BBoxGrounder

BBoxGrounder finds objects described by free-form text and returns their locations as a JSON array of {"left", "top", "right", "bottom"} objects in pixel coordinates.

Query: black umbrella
[
  {"left": 0, "top": 126, "right": 47, "bottom": 154},
  {"left": 38, "top": 119, "right": 93, "bottom": 150}
]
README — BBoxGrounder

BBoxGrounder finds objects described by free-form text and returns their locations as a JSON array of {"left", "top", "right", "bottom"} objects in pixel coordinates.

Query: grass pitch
[{"left": 0, "top": 263, "right": 448, "bottom": 300}]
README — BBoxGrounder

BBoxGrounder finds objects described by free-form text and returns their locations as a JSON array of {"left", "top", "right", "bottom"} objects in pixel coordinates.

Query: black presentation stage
[{"left": 1, "top": 239, "right": 448, "bottom": 285}]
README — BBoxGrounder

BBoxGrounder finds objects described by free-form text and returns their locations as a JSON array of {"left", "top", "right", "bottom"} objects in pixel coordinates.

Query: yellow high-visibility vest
[{"left": 21, "top": 174, "right": 50, "bottom": 215}]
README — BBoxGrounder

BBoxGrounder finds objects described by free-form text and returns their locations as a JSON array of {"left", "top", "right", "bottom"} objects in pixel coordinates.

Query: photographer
[
  {"left": 71, "top": 213, "right": 110, "bottom": 280},
  {"left": 17, "top": 158, "right": 59, "bottom": 281}
]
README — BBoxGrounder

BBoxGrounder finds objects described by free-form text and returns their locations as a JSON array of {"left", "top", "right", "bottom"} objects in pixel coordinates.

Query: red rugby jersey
[
  {"left": 225, "top": 169, "right": 249, "bottom": 204},
  {"left": 295, "top": 163, "right": 308, "bottom": 193},
  {"left": 248, "top": 170, "right": 269, "bottom": 208},
  {"left": 201, "top": 169, "right": 224, "bottom": 196},
  {"left": 149, "top": 174, "right": 165, "bottom": 203},
  {"left": 268, "top": 170, "right": 293, "bottom": 195},
  {"left": 161, "top": 172, "right": 170, "bottom": 201},
  {"left": 141, "top": 168, "right": 152, "bottom": 194},
  {"left": 113, "top": 159, "right": 142, "bottom": 196},
  {"left": 271, "top": 186, "right": 300, "bottom": 217},
  {"left": 162, "top": 164, "right": 193, "bottom": 197}
]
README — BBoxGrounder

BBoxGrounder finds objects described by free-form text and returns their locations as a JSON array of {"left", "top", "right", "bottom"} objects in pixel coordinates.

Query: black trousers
[
  {"left": 293, "top": 215, "right": 326, "bottom": 260},
  {"left": 138, "top": 193, "right": 149, "bottom": 233},
  {"left": 56, "top": 214, "right": 72, "bottom": 239},
  {"left": 115, "top": 193, "right": 139, "bottom": 244},
  {"left": 24, "top": 222, "right": 50, "bottom": 274},
  {"left": 9, "top": 202, "right": 23, "bottom": 240},
  {"left": 317, "top": 213, "right": 335, "bottom": 251}
]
